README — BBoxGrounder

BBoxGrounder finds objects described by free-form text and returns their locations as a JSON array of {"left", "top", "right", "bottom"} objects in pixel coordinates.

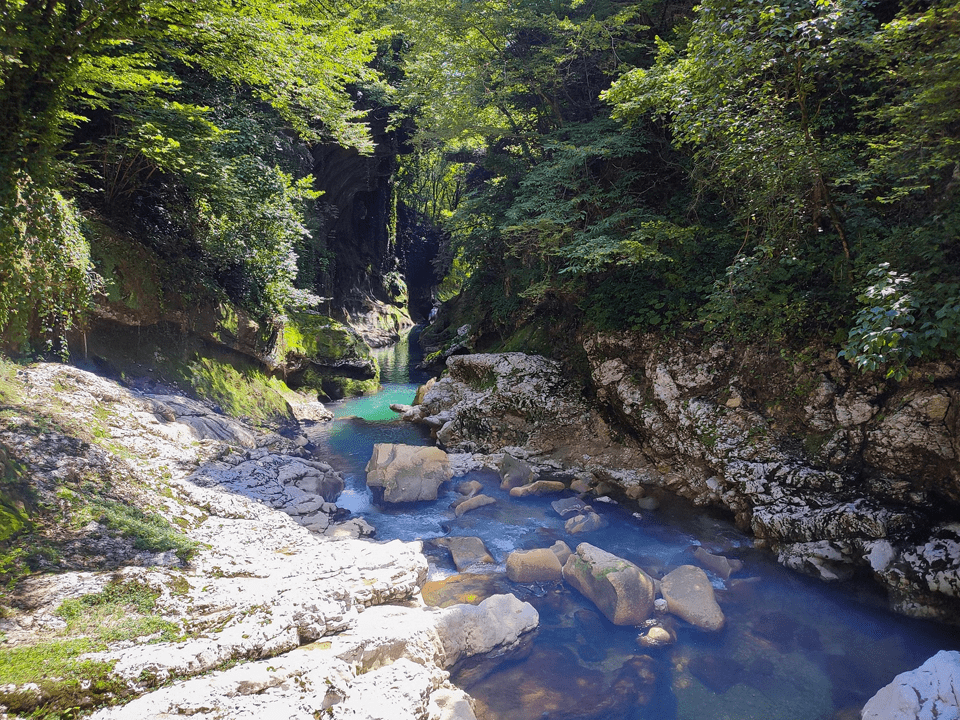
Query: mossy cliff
[
  {"left": 69, "top": 227, "right": 380, "bottom": 426},
  {"left": 278, "top": 312, "right": 380, "bottom": 400}
]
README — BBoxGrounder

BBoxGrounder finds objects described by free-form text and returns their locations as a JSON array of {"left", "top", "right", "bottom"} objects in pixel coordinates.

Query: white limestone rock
[
  {"left": 435, "top": 594, "right": 540, "bottom": 668},
  {"left": 861, "top": 650, "right": 960, "bottom": 720},
  {"left": 365, "top": 443, "right": 453, "bottom": 503}
]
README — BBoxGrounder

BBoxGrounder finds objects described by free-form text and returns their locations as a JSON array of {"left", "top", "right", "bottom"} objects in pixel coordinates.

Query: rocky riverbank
[
  {"left": 400, "top": 348, "right": 960, "bottom": 626},
  {"left": 0, "top": 362, "right": 537, "bottom": 719}
]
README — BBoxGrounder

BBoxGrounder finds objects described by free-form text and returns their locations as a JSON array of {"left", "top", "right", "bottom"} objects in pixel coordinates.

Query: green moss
[
  {"left": 89, "top": 499, "right": 198, "bottom": 562},
  {"left": 88, "top": 223, "right": 162, "bottom": 316},
  {"left": 299, "top": 365, "right": 380, "bottom": 401},
  {"left": 0, "top": 638, "right": 123, "bottom": 716},
  {"left": 186, "top": 356, "right": 294, "bottom": 426},
  {"left": 593, "top": 562, "right": 629, "bottom": 579},
  {"left": 282, "top": 312, "right": 371, "bottom": 362},
  {"left": 0, "top": 579, "right": 183, "bottom": 716},
  {"left": 494, "top": 324, "right": 552, "bottom": 355},
  {"left": 55, "top": 579, "right": 180, "bottom": 642},
  {"left": 166, "top": 574, "right": 191, "bottom": 597},
  {"left": 282, "top": 313, "right": 380, "bottom": 399},
  {"left": 0, "top": 501, "right": 29, "bottom": 543},
  {"left": 1, "top": 445, "right": 35, "bottom": 552}
]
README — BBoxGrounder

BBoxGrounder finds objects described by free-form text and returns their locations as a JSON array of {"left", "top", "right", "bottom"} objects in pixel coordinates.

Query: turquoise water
[{"left": 308, "top": 329, "right": 960, "bottom": 720}]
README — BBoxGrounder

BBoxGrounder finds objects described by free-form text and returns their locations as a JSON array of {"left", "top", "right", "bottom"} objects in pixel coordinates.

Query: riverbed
[{"left": 307, "top": 330, "right": 960, "bottom": 720}]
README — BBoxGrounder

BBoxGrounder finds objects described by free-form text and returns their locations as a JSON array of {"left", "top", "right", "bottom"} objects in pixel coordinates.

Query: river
[{"left": 306, "top": 328, "right": 960, "bottom": 720}]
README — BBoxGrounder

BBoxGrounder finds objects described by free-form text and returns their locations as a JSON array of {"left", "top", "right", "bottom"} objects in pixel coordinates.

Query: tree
[{"left": 0, "top": 0, "right": 384, "bottom": 347}]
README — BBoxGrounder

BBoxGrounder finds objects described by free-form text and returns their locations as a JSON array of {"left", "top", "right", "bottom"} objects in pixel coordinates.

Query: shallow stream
[{"left": 306, "top": 329, "right": 960, "bottom": 720}]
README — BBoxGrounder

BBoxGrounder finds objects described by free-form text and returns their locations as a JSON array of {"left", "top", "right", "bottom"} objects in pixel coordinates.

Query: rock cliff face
[
  {"left": 404, "top": 339, "right": 960, "bottom": 624},
  {"left": 308, "top": 116, "right": 439, "bottom": 345}
]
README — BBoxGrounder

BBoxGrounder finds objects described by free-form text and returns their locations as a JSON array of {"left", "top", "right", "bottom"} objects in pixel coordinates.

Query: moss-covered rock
[
  {"left": 279, "top": 312, "right": 379, "bottom": 400},
  {"left": 0, "top": 447, "right": 33, "bottom": 544},
  {"left": 88, "top": 222, "right": 164, "bottom": 326}
]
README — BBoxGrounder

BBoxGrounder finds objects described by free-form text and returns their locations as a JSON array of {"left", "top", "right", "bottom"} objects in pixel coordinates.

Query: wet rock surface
[
  {"left": 401, "top": 348, "right": 960, "bottom": 624},
  {"left": 365, "top": 443, "right": 453, "bottom": 502},
  {"left": 660, "top": 565, "right": 725, "bottom": 631},
  {"left": 562, "top": 543, "right": 656, "bottom": 626}
]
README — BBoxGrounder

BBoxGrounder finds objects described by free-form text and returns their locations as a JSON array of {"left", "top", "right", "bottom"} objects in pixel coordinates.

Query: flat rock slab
[
  {"left": 434, "top": 536, "right": 495, "bottom": 571},
  {"left": 660, "top": 564, "right": 725, "bottom": 631}
]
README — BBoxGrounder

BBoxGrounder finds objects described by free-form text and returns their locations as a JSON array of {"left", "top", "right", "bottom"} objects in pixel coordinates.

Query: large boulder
[
  {"left": 861, "top": 650, "right": 960, "bottom": 720},
  {"left": 435, "top": 594, "right": 540, "bottom": 668},
  {"left": 365, "top": 444, "right": 452, "bottom": 503},
  {"left": 660, "top": 565, "right": 725, "bottom": 631},
  {"left": 562, "top": 543, "right": 655, "bottom": 626},
  {"left": 506, "top": 548, "right": 563, "bottom": 583}
]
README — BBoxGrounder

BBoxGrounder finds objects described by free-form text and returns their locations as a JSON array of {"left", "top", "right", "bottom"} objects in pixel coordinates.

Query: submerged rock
[
  {"left": 638, "top": 626, "right": 675, "bottom": 649},
  {"left": 562, "top": 543, "right": 655, "bottom": 626},
  {"left": 565, "top": 511, "right": 608, "bottom": 534},
  {"left": 421, "top": 574, "right": 516, "bottom": 608},
  {"left": 467, "top": 645, "right": 656, "bottom": 720},
  {"left": 365, "top": 443, "right": 452, "bottom": 502},
  {"left": 660, "top": 565, "right": 725, "bottom": 631},
  {"left": 552, "top": 497, "right": 589, "bottom": 517},
  {"left": 693, "top": 547, "right": 743, "bottom": 580}
]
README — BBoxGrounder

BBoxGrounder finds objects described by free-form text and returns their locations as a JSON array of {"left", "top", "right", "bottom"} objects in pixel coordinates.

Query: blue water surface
[{"left": 307, "top": 328, "right": 960, "bottom": 720}]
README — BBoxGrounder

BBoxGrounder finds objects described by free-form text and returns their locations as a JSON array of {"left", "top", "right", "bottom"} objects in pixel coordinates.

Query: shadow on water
[{"left": 307, "top": 327, "right": 960, "bottom": 720}]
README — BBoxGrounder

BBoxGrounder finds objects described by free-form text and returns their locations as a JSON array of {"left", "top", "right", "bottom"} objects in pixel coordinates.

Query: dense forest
[{"left": 1, "top": 0, "right": 958, "bottom": 380}]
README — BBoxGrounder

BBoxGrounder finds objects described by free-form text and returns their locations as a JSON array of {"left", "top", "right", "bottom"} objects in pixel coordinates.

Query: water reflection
[{"left": 309, "top": 329, "right": 960, "bottom": 720}]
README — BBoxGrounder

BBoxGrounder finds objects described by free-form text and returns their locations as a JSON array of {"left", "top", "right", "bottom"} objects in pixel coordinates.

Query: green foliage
[
  {"left": 0, "top": 176, "right": 94, "bottom": 355},
  {"left": 841, "top": 262, "right": 960, "bottom": 380},
  {"left": 80, "top": 496, "right": 197, "bottom": 562},
  {"left": 602, "top": 0, "right": 960, "bottom": 372},
  {"left": 0, "top": 0, "right": 382, "bottom": 346},
  {"left": 859, "top": 4, "right": 960, "bottom": 202},
  {"left": 55, "top": 578, "right": 180, "bottom": 643},
  {"left": 192, "top": 161, "right": 320, "bottom": 316}
]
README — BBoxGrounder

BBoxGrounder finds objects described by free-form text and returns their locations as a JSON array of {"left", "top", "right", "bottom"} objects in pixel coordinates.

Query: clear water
[{"left": 307, "top": 329, "right": 960, "bottom": 720}]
